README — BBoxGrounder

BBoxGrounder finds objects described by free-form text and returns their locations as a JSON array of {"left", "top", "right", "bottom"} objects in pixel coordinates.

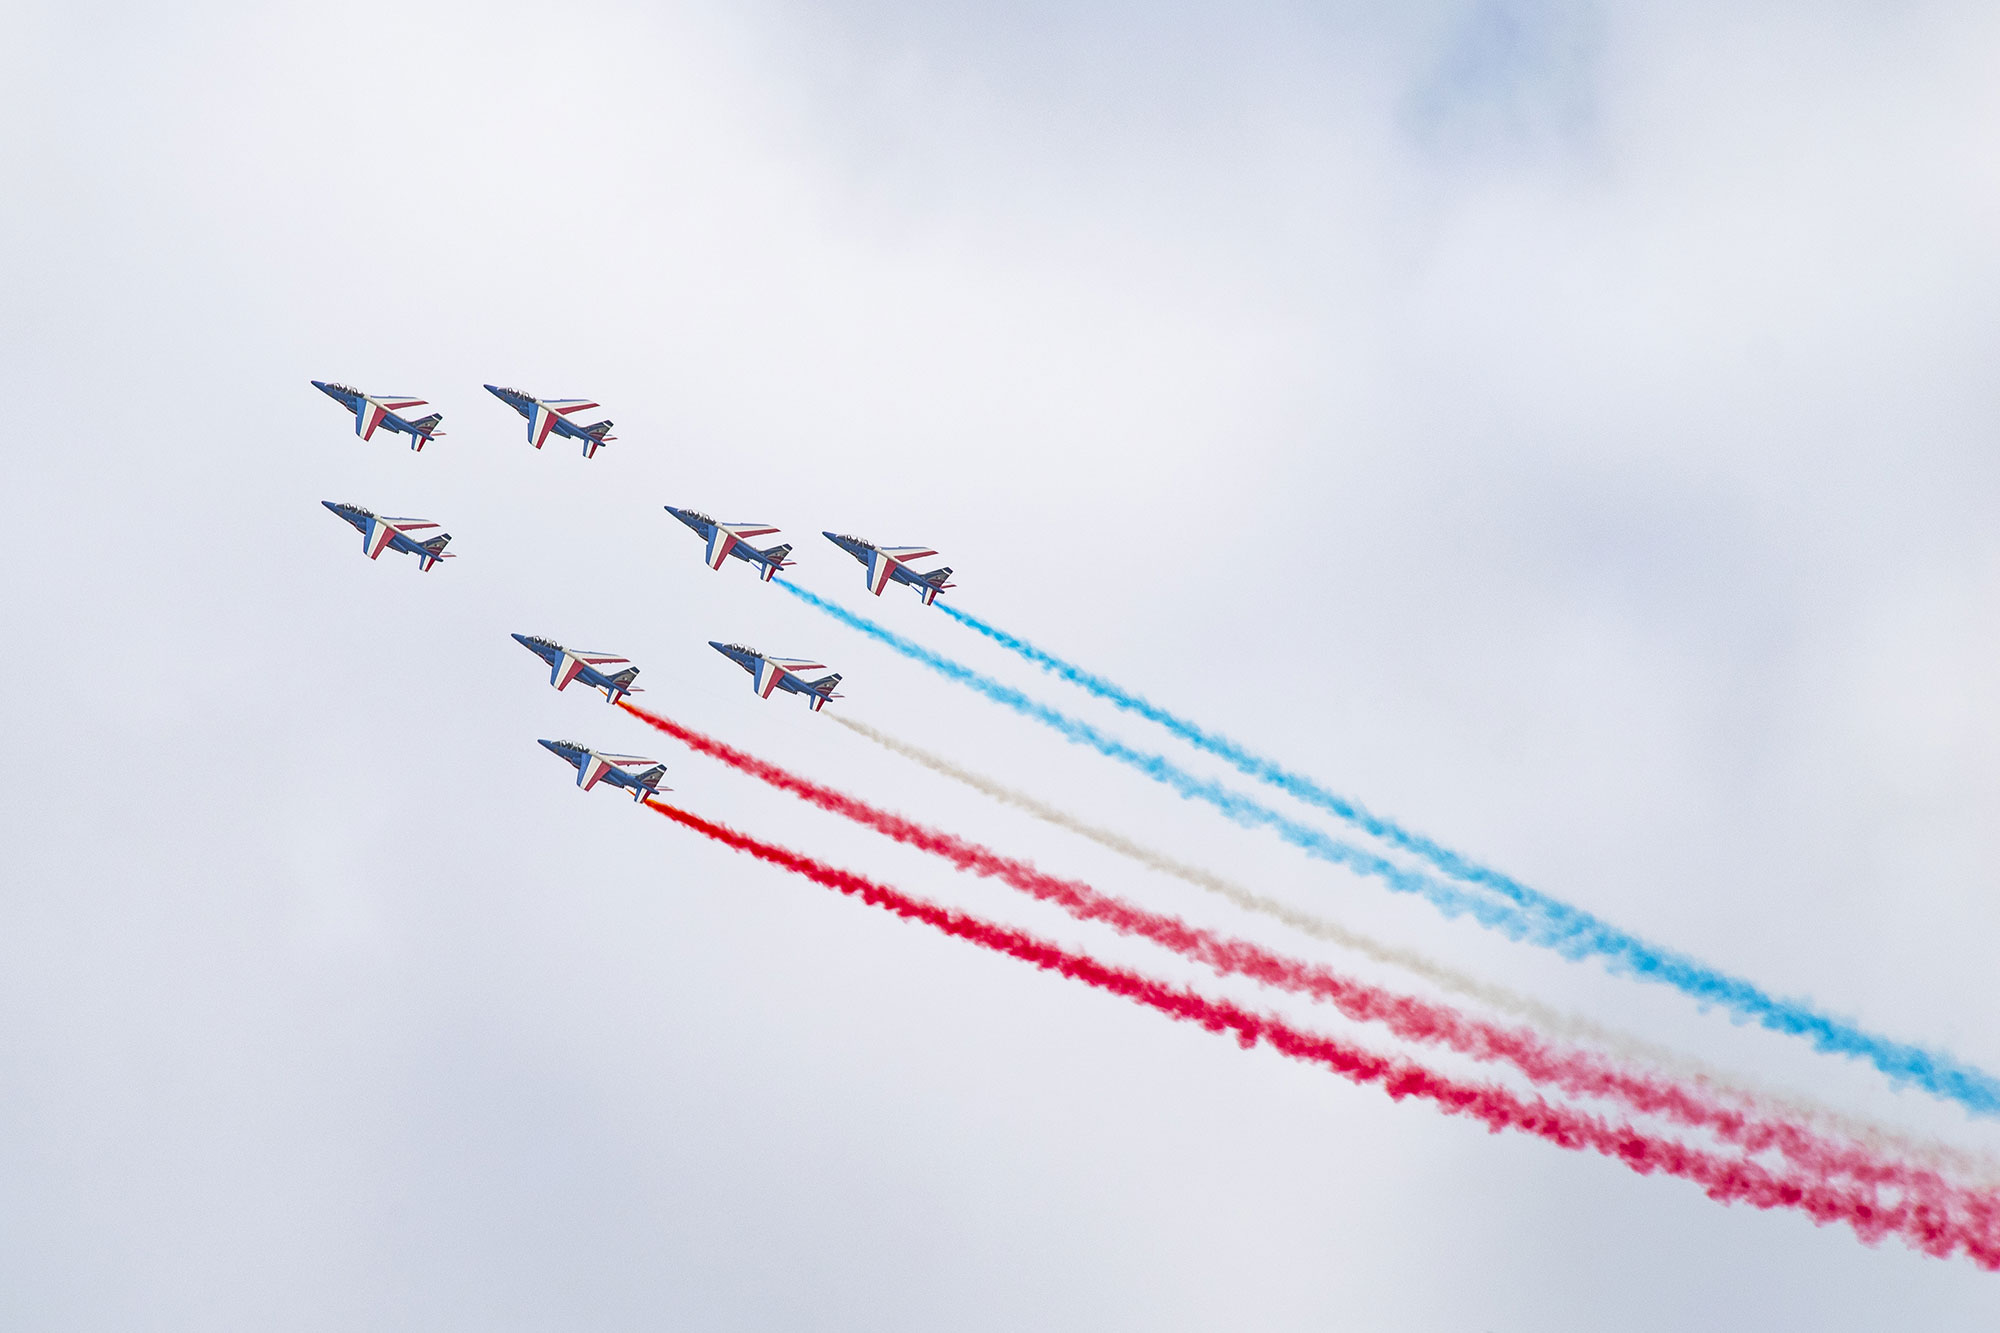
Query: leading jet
[
  {"left": 512, "top": 634, "right": 645, "bottom": 706},
  {"left": 663, "top": 506, "right": 794, "bottom": 582},
  {"left": 483, "top": 384, "right": 616, "bottom": 458},
  {"left": 708, "top": 642, "right": 843, "bottom": 712},
  {"left": 538, "top": 739, "right": 669, "bottom": 802},
  {"left": 822, "top": 532, "right": 954, "bottom": 605},
  {"left": 321, "top": 501, "right": 454, "bottom": 571},
  {"left": 310, "top": 381, "right": 445, "bottom": 449}
]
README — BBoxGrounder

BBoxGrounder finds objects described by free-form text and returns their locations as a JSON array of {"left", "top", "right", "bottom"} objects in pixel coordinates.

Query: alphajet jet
[
  {"left": 311, "top": 381, "right": 445, "bottom": 450},
  {"left": 321, "top": 501, "right": 454, "bottom": 571},
  {"left": 512, "top": 634, "right": 645, "bottom": 706},
  {"left": 538, "top": 739, "right": 669, "bottom": 802},
  {"left": 708, "top": 641, "right": 843, "bottom": 712},
  {"left": 663, "top": 506, "right": 794, "bottom": 582},
  {"left": 483, "top": 384, "right": 616, "bottom": 458},
  {"left": 823, "top": 532, "right": 954, "bottom": 605}
]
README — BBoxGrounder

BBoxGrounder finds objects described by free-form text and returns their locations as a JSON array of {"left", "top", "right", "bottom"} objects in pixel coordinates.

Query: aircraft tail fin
[
  {"left": 605, "top": 667, "right": 643, "bottom": 701},
  {"left": 585, "top": 420, "right": 615, "bottom": 440},
  {"left": 414, "top": 532, "right": 453, "bottom": 572},
  {"left": 809, "top": 672, "right": 843, "bottom": 709},
  {"left": 919, "top": 566, "right": 954, "bottom": 605},
  {"left": 759, "top": 543, "right": 793, "bottom": 580}
]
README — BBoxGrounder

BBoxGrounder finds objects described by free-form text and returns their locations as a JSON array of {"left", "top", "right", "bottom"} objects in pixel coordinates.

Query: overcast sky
[{"left": 6, "top": 1, "right": 2000, "bottom": 1327}]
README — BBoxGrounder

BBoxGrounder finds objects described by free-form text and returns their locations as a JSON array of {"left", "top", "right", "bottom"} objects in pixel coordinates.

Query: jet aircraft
[
  {"left": 311, "top": 381, "right": 446, "bottom": 450},
  {"left": 538, "top": 739, "right": 669, "bottom": 801},
  {"left": 321, "top": 501, "right": 454, "bottom": 571},
  {"left": 483, "top": 384, "right": 616, "bottom": 458},
  {"left": 663, "top": 506, "right": 794, "bottom": 582},
  {"left": 708, "top": 642, "right": 843, "bottom": 712},
  {"left": 822, "top": 532, "right": 954, "bottom": 605},
  {"left": 512, "top": 634, "right": 645, "bottom": 705}
]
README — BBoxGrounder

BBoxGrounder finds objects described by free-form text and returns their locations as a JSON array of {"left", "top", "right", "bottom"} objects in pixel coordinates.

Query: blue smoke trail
[
  {"left": 780, "top": 578, "right": 2000, "bottom": 1116},
  {"left": 938, "top": 600, "right": 1549, "bottom": 913}
]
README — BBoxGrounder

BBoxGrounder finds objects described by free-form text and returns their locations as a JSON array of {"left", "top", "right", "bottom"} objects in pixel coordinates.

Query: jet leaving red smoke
[
  {"left": 643, "top": 793, "right": 1998, "bottom": 1268},
  {"left": 622, "top": 701, "right": 2000, "bottom": 1247}
]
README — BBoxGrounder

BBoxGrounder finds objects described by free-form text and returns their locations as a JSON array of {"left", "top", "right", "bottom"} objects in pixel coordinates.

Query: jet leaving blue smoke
[{"left": 780, "top": 579, "right": 2000, "bottom": 1116}]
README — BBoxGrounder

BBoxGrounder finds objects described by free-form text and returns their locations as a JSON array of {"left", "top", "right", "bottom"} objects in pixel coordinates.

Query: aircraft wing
[
  {"left": 554, "top": 651, "right": 631, "bottom": 691},
  {"left": 707, "top": 523, "right": 781, "bottom": 569},
  {"left": 756, "top": 656, "right": 824, "bottom": 698},
  {"left": 528, "top": 402, "right": 562, "bottom": 449},
  {"left": 866, "top": 545, "right": 938, "bottom": 595},
  {"left": 365, "top": 516, "right": 439, "bottom": 559},
  {"left": 355, "top": 396, "right": 426, "bottom": 440}
]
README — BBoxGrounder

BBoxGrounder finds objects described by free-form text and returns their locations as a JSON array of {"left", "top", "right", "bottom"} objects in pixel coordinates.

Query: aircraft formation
[
  {"left": 312, "top": 380, "right": 952, "bottom": 798},
  {"left": 305, "top": 377, "right": 2000, "bottom": 1273}
]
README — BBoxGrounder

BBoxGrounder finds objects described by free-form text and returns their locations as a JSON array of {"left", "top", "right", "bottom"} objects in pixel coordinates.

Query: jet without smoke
[
  {"left": 320, "top": 501, "right": 454, "bottom": 571},
  {"left": 311, "top": 381, "right": 445, "bottom": 450}
]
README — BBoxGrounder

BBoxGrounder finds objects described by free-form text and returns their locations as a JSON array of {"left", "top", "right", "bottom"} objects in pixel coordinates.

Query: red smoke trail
[
  {"left": 642, "top": 796, "right": 1997, "bottom": 1267},
  {"left": 623, "top": 702, "right": 2000, "bottom": 1243}
]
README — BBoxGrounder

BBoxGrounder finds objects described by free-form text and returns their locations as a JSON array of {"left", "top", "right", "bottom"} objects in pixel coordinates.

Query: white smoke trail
[{"left": 830, "top": 711, "right": 2000, "bottom": 1188}]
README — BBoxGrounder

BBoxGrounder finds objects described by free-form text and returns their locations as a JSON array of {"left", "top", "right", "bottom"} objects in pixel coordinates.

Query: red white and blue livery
[
  {"left": 822, "top": 532, "right": 954, "bottom": 605},
  {"left": 321, "top": 501, "right": 454, "bottom": 571},
  {"left": 708, "top": 641, "right": 843, "bottom": 712},
  {"left": 512, "top": 634, "right": 644, "bottom": 705},
  {"left": 483, "top": 384, "right": 616, "bottom": 458},
  {"left": 311, "top": 381, "right": 445, "bottom": 450},
  {"left": 663, "top": 506, "right": 794, "bottom": 582},
  {"left": 538, "top": 739, "right": 669, "bottom": 802}
]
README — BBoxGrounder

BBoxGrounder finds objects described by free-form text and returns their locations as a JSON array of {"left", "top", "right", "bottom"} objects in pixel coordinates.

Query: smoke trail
[
  {"left": 776, "top": 577, "right": 2000, "bottom": 1117},
  {"left": 623, "top": 702, "right": 1998, "bottom": 1221},
  {"left": 641, "top": 796, "right": 2000, "bottom": 1268},
  {"left": 938, "top": 600, "right": 1532, "bottom": 896},
  {"left": 826, "top": 711, "right": 2000, "bottom": 1189}
]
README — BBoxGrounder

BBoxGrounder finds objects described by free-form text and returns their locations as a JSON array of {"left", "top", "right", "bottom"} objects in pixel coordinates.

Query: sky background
[{"left": 5, "top": 0, "right": 2000, "bottom": 1327}]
